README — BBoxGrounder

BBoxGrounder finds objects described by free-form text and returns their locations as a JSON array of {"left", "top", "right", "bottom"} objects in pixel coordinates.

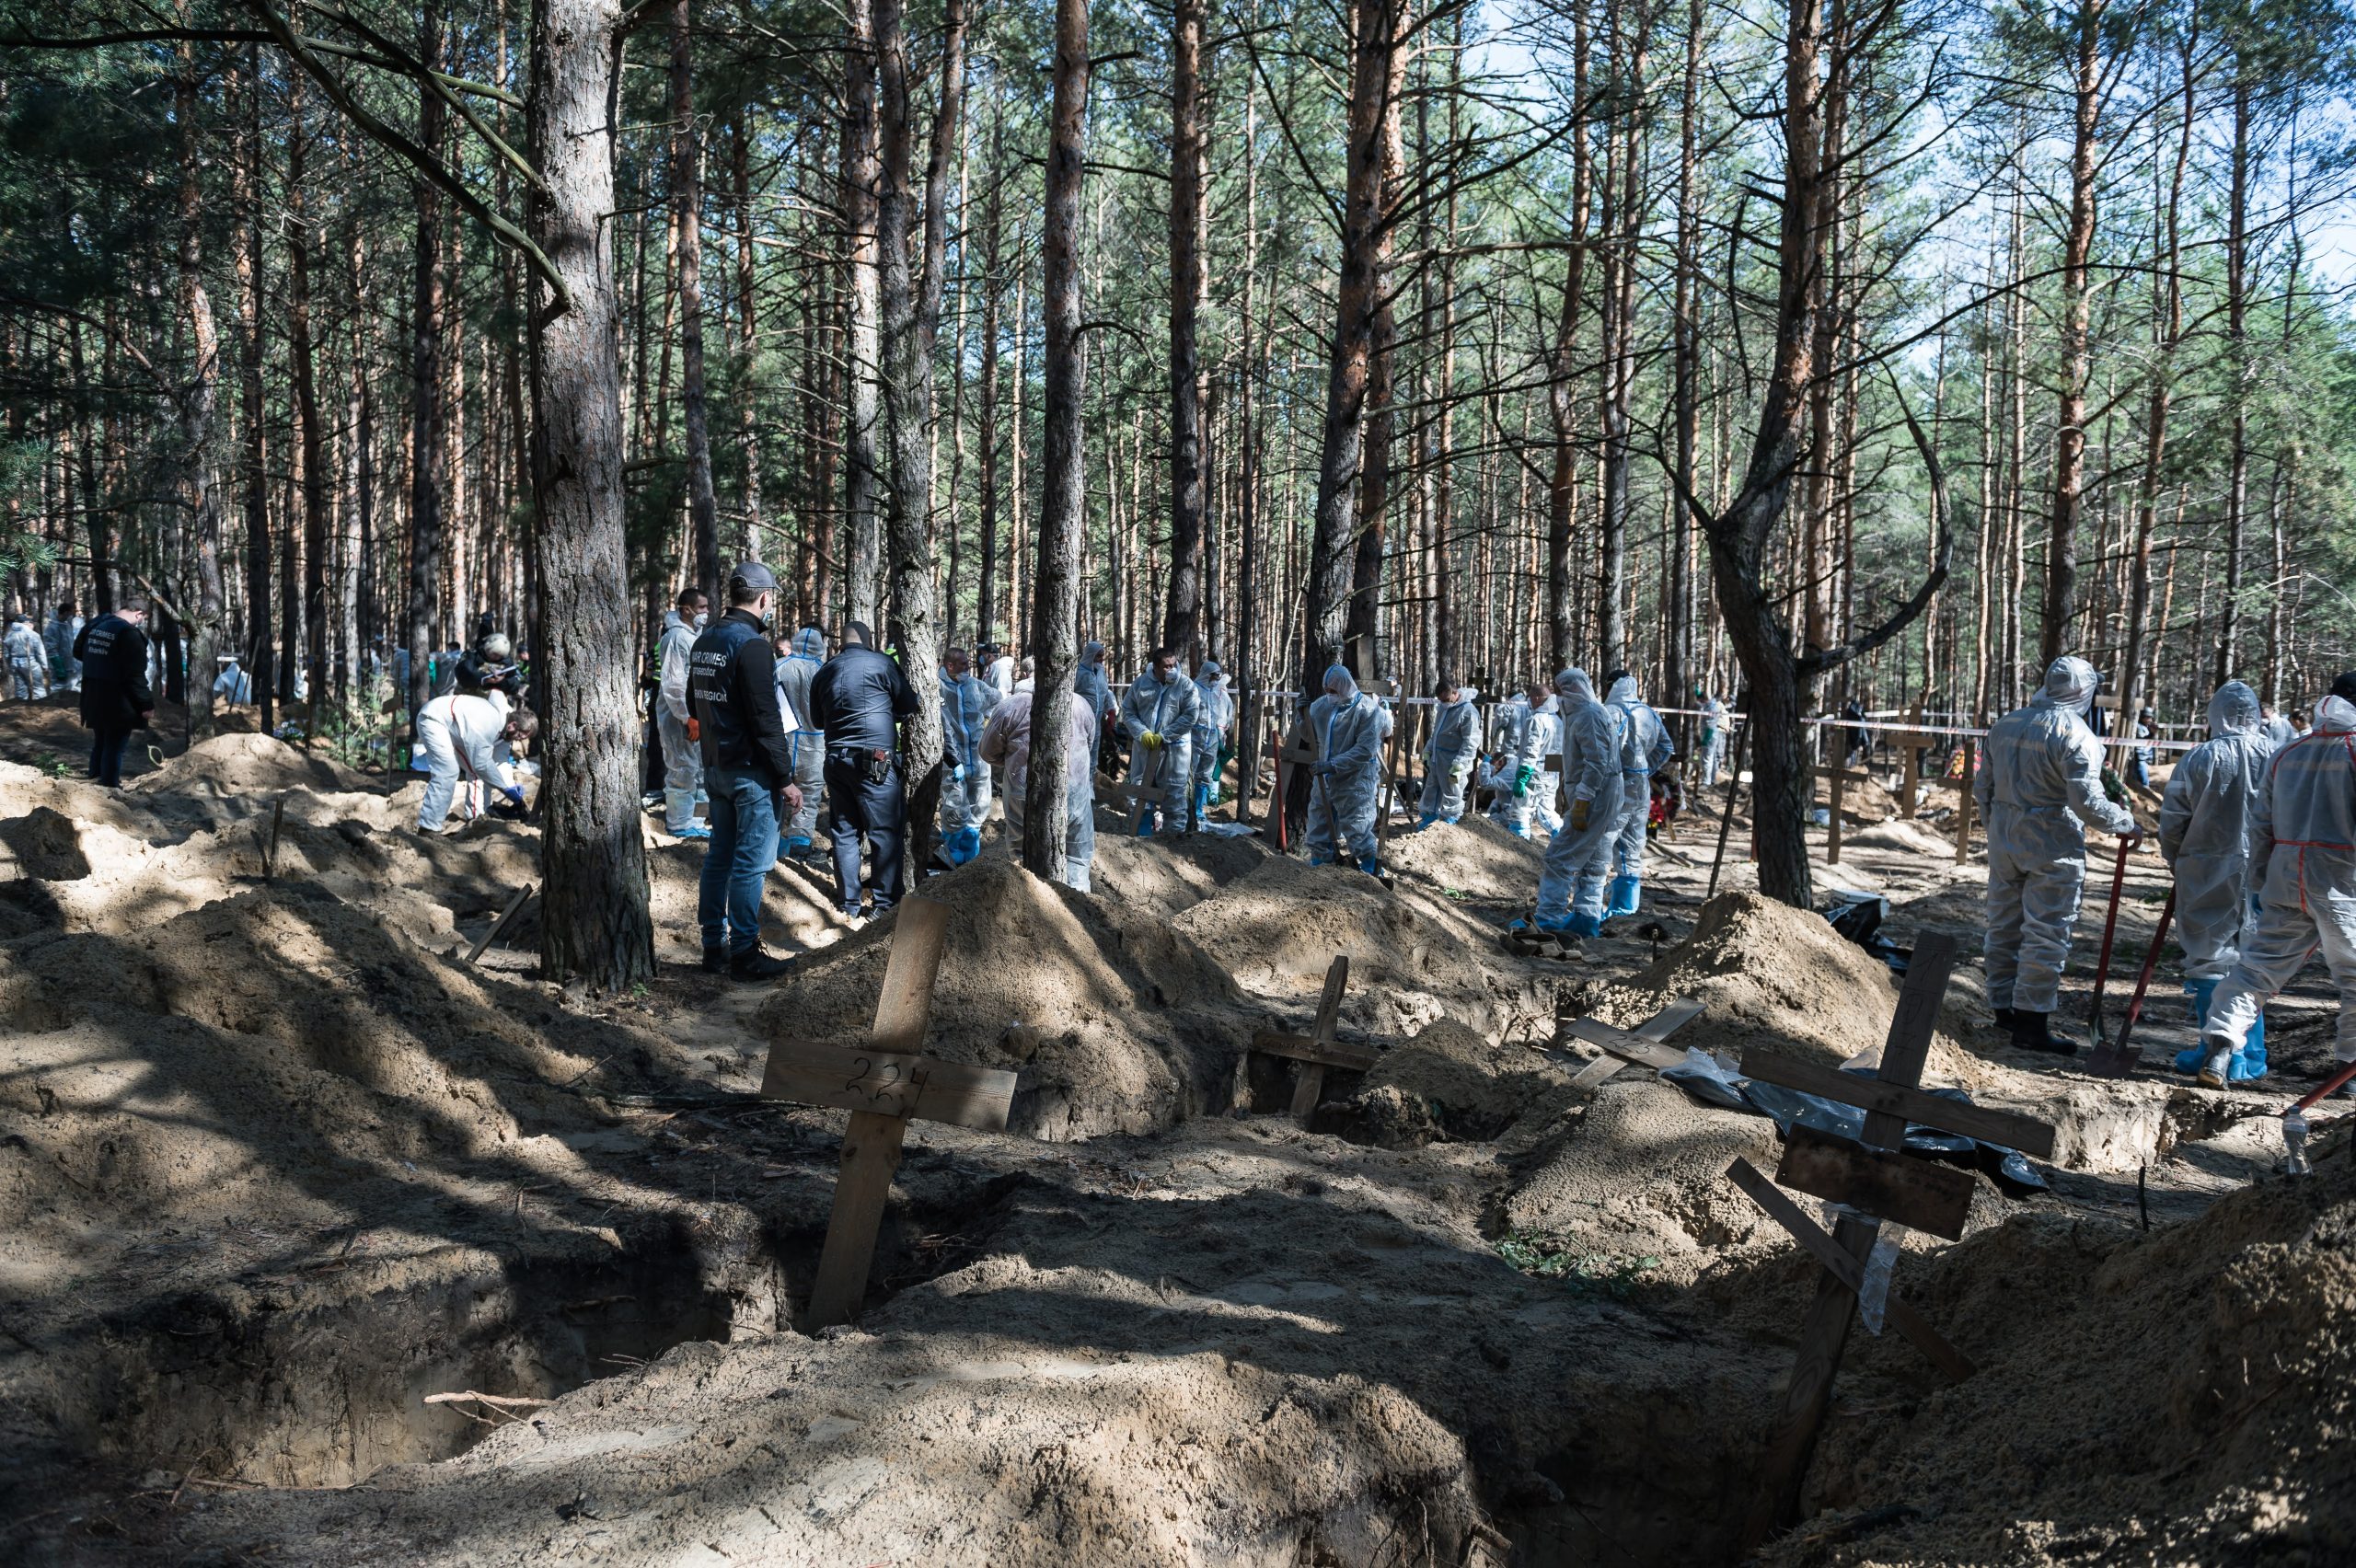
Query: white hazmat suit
[
  {"left": 1974, "top": 655, "right": 2139, "bottom": 1044},
  {"left": 775, "top": 628, "right": 827, "bottom": 851},
  {"left": 417, "top": 690, "right": 518, "bottom": 832},
  {"left": 937, "top": 666, "right": 999, "bottom": 864},
  {"left": 1484, "top": 694, "right": 1535, "bottom": 835},
  {"left": 2159, "top": 681, "right": 2273, "bottom": 1080},
  {"left": 1524, "top": 669, "right": 1623, "bottom": 937},
  {"left": 1418, "top": 686, "right": 1482, "bottom": 826},
  {"left": 1305, "top": 665, "right": 1392, "bottom": 873},
  {"left": 1191, "top": 663, "right": 1235, "bottom": 822},
  {"left": 1603, "top": 675, "right": 1674, "bottom": 917},
  {"left": 2199, "top": 692, "right": 2356, "bottom": 1088},
  {"left": 1120, "top": 664, "right": 1203, "bottom": 835},
  {"left": 656, "top": 608, "right": 705, "bottom": 836}
]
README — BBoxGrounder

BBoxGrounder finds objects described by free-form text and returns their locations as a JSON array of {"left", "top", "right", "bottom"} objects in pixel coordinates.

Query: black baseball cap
[{"left": 728, "top": 560, "right": 779, "bottom": 595}]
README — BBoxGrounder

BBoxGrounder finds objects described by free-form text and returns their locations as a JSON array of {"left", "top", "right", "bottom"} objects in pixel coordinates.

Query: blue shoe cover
[
  {"left": 783, "top": 835, "right": 812, "bottom": 854},
  {"left": 1194, "top": 784, "right": 1211, "bottom": 824},
  {"left": 1358, "top": 855, "right": 1380, "bottom": 877},
  {"left": 1605, "top": 874, "right": 1641, "bottom": 917},
  {"left": 1309, "top": 852, "right": 1335, "bottom": 868},
  {"left": 944, "top": 826, "right": 982, "bottom": 866},
  {"left": 1565, "top": 913, "right": 1602, "bottom": 939},
  {"left": 1416, "top": 815, "right": 1438, "bottom": 831}
]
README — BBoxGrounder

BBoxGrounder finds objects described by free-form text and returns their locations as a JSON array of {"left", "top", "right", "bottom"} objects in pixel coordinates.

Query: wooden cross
[
  {"left": 1953, "top": 737, "right": 1977, "bottom": 865},
  {"left": 1810, "top": 763, "right": 1871, "bottom": 865},
  {"left": 1553, "top": 997, "right": 1706, "bottom": 1091},
  {"left": 1248, "top": 955, "right": 1369, "bottom": 1117},
  {"left": 1891, "top": 702, "right": 1930, "bottom": 816},
  {"left": 760, "top": 897, "right": 1020, "bottom": 1331},
  {"left": 464, "top": 882, "right": 536, "bottom": 966},
  {"left": 1729, "top": 933, "right": 2058, "bottom": 1551},
  {"left": 260, "top": 794, "right": 286, "bottom": 882},
  {"left": 1265, "top": 721, "right": 1319, "bottom": 852}
]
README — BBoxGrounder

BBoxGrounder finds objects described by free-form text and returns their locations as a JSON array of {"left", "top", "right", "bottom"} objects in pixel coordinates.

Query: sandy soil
[{"left": 1, "top": 730, "right": 2348, "bottom": 1566}]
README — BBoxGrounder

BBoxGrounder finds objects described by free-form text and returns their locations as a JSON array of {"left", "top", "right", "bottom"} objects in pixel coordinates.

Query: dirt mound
[
  {"left": 1814, "top": 767, "right": 1902, "bottom": 822},
  {"left": 1314, "top": 1018, "right": 1573, "bottom": 1147},
  {"left": 1844, "top": 817, "right": 1957, "bottom": 856},
  {"left": 1172, "top": 855, "right": 1553, "bottom": 1044},
  {"left": 1089, "top": 829, "right": 1265, "bottom": 913},
  {"left": 133, "top": 731, "right": 375, "bottom": 797},
  {"left": 1585, "top": 891, "right": 1984, "bottom": 1085},
  {"left": 752, "top": 857, "right": 1250, "bottom": 1139},
  {"left": 1770, "top": 1158, "right": 2356, "bottom": 1565},
  {"left": 1383, "top": 815, "right": 1545, "bottom": 902}
]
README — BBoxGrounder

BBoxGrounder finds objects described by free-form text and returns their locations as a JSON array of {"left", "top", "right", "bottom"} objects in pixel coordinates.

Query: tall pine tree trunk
[
  {"left": 840, "top": 0, "right": 884, "bottom": 627},
  {"left": 670, "top": 0, "right": 721, "bottom": 605},
  {"left": 407, "top": 6, "right": 447, "bottom": 728},
  {"left": 1163, "top": 0, "right": 1207, "bottom": 660}
]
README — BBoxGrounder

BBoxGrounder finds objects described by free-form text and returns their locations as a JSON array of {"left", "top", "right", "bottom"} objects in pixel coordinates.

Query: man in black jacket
[
  {"left": 75, "top": 594, "right": 154, "bottom": 787},
  {"left": 687, "top": 562, "right": 803, "bottom": 980},
  {"left": 809, "top": 617, "right": 918, "bottom": 921}
]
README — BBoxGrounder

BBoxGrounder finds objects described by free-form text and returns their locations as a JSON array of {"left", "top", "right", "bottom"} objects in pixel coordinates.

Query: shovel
[
  {"left": 2281, "top": 1057, "right": 2356, "bottom": 1174},
  {"left": 2085, "top": 833, "right": 2136, "bottom": 1045},
  {"left": 2085, "top": 885, "right": 2174, "bottom": 1079}
]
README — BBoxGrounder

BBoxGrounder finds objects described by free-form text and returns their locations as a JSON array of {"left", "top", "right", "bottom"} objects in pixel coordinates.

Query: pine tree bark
[
  {"left": 234, "top": 49, "right": 276, "bottom": 731},
  {"left": 176, "top": 22, "right": 226, "bottom": 738},
  {"left": 1025, "top": 0, "right": 1090, "bottom": 879},
  {"left": 290, "top": 74, "right": 329, "bottom": 721},
  {"left": 1162, "top": 0, "right": 1207, "bottom": 660},
  {"left": 407, "top": 6, "right": 447, "bottom": 728},
  {"left": 2040, "top": 0, "right": 2107, "bottom": 663},
  {"left": 526, "top": 0, "right": 656, "bottom": 988},
  {"left": 1543, "top": 0, "right": 1593, "bottom": 674},
  {"left": 670, "top": 0, "right": 721, "bottom": 605},
  {"left": 840, "top": 0, "right": 884, "bottom": 628}
]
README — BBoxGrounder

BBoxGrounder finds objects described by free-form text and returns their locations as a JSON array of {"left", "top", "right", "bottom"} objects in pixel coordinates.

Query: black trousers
[
  {"left": 824, "top": 751, "right": 907, "bottom": 911},
  {"left": 89, "top": 725, "right": 133, "bottom": 787}
]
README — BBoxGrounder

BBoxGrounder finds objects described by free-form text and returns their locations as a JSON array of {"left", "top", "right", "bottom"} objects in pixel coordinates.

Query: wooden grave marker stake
[
  {"left": 760, "top": 897, "right": 1020, "bottom": 1330},
  {"left": 1954, "top": 738, "right": 1977, "bottom": 864},
  {"left": 1730, "top": 932, "right": 2057, "bottom": 1551},
  {"left": 1265, "top": 721, "right": 1319, "bottom": 853},
  {"left": 1248, "top": 955, "right": 1369, "bottom": 1117},
  {"left": 1376, "top": 708, "right": 1417, "bottom": 843},
  {"left": 1893, "top": 702, "right": 1928, "bottom": 817},
  {"left": 1810, "top": 764, "right": 1871, "bottom": 865},
  {"left": 464, "top": 882, "right": 537, "bottom": 966},
  {"left": 261, "top": 794, "right": 286, "bottom": 882}
]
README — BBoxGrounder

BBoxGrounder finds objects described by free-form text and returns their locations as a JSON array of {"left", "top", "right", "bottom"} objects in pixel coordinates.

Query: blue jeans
[
  {"left": 698, "top": 767, "right": 780, "bottom": 955},
  {"left": 89, "top": 726, "right": 132, "bottom": 787}
]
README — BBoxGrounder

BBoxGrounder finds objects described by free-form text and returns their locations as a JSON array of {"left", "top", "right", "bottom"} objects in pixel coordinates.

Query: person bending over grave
[
  {"left": 416, "top": 683, "right": 533, "bottom": 833},
  {"left": 936, "top": 646, "right": 1000, "bottom": 867},
  {"left": 687, "top": 562, "right": 803, "bottom": 978},
  {"left": 1977, "top": 654, "right": 2141, "bottom": 1055},
  {"left": 980, "top": 677, "right": 1098, "bottom": 892},
  {"left": 1512, "top": 668, "right": 1623, "bottom": 944},
  {"left": 1119, "top": 646, "right": 1203, "bottom": 836},
  {"left": 2196, "top": 677, "right": 2356, "bottom": 1093},
  {"left": 1483, "top": 683, "right": 1533, "bottom": 834},
  {"left": 1602, "top": 670, "right": 1675, "bottom": 917},
  {"left": 1305, "top": 663, "right": 1392, "bottom": 876},
  {"left": 1417, "top": 676, "right": 1482, "bottom": 828},
  {"left": 809, "top": 616, "right": 918, "bottom": 922}
]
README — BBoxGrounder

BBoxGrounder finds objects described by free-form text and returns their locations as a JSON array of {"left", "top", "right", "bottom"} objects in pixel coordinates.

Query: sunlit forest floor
[{"left": 3, "top": 698, "right": 2350, "bottom": 1566}]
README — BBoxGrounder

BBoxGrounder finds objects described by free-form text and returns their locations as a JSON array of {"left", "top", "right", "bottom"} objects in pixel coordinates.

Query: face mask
[{"left": 693, "top": 612, "right": 708, "bottom": 628}]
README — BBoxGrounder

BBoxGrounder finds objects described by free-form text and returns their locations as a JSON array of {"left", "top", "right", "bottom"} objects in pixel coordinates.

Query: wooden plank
[
  {"left": 1566, "top": 1054, "right": 1624, "bottom": 1092},
  {"left": 1773, "top": 1124, "right": 1976, "bottom": 1241},
  {"left": 1955, "top": 740, "right": 1976, "bottom": 864},
  {"left": 1565, "top": 1016, "right": 1687, "bottom": 1073},
  {"left": 262, "top": 795, "right": 286, "bottom": 882},
  {"left": 1252, "top": 1031, "right": 1378, "bottom": 1072},
  {"left": 1288, "top": 955, "right": 1351, "bottom": 1116},
  {"left": 464, "top": 882, "right": 536, "bottom": 966},
  {"left": 1634, "top": 997, "right": 1705, "bottom": 1043},
  {"left": 761, "top": 1039, "right": 1016, "bottom": 1132},
  {"left": 872, "top": 896, "right": 951, "bottom": 1051},
  {"left": 1734, "top": 1051, "right": 2057, "bottom": 1159},
  {"left": 1727, "top": 1159, "right": 1975, "bottom": 1381},
  {"left": 805, "top": 1109, "right": 910, "bottom": 1330}
]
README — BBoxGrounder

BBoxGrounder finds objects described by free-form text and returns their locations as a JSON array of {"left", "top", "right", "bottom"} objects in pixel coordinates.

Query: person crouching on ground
[{"left": 416, "top": 685, "right": 534, "bottom": 832}]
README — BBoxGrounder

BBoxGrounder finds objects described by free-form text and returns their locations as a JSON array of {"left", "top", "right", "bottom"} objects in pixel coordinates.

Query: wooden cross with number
[
  {"left": 1249, "top": 955, "right": 1368, "bottom": 1117},
  {"left": 1553, "top": 997, "right": 1706, "bottom": 1090},
  {"left": 1265, "top": 720, "right": 1319, "bottom": 852},
  {"left": 760, "top": 897, "right": 1020, "bottom": 1331},
  {"left": 1728, "top": 932, "right": 2057, "bottom": 1550}
]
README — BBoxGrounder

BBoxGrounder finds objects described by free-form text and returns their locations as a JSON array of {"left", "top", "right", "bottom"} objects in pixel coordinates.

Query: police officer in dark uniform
[
  {"left": 809, "top": 617, "right": 918, "bottom": 922},
  {"left": 75, "top": 593, "right": 154, "bottom": 787},
  {"left": 687, "top": 562, "right": 801, "bottom": 980}
]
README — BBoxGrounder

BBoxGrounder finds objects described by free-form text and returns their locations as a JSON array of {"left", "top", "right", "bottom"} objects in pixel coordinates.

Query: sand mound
[
  {"left": 1586, "top": 891, "right": 1983, "bottom": 1084},
  {"left": 1844, "top": 817, "right": 1956, "bottom": 856},
  {"left": 1382, "top": 815, "right": 1544, "bottom": 902},
  {"left": 752, "top": 857, "right": 1250, "bottom": 1139},
  {"left": 1814, "top": 768, "right": 1901, "bottom": 822},
  {"left": 133, "top": 732, "right": 375, "bottom": 797},
  {"left": 1315, "top": 1017, "right": 1574, "bottom": 1147},
  {"left": 1771, "top": 1159, "right": 2356, "bottom": 1565},
  {"left": 1088, "top": 829, "right": 1265, "bottom": 913}
]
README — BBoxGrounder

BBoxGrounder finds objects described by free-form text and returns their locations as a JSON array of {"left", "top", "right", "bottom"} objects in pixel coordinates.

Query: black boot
[
  {"left": 700, "top": 944, "right": 727, "bottom": 974},
  {"left": 2008, "top": 1009, "right": 2079, "bottom": 1056},
  {"left": 1991, "top": 1006, "right": 2020, "bottom": 1033},
  {"left": 729, "top": 947, "right": 793, "bottom": 982}
]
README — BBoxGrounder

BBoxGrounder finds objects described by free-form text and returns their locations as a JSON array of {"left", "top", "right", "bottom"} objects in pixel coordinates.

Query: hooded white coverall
[
  {"left": 656, "top": 609, "right": 704, "bottom": 834},
  {"left": 1484, "top": 695, "right": 1534, "bottom": 833},
  {"left": 2159, "top": 681, "right": 2273, "bottom": 1078},
  {"left": 1120, "top": 666, "right": 1203, "bottom": 834},
  {"left": 1305, "top": 667, "right": 1393, "bottom": 870},
  {"left": 1974, "top": 655, "right": 2138, "bottom": 1015},
  {"left": 1074, "top": 644, "right": 1114, "bottom": 770},
  {"left": 418, "top": 690, "right": 515, "bottom": 831},
  {"left": 1191, "top": 668, "right": 1235, "bottom": 819},
  {"left": 775, "top": 628, "right": 827, "bottom": 848},
  {"left": 1531, "top": 670, "right": 1623, "bottom": 935},
  {"left": 6, "top": 621, "right": 48, "bottom": 699},
  {"left": 1524, "top": 696, "right": 1565, "bottom": 836},
  {"left": 1604, "top": 675, "right": 1674, "bottom": 917},
  {"left": 2200, "top": 693, "right": 2356, "bottom": 1080},
  {"left": 1697, "top": 695, "right": 1727, "bottom": 787},
  {"left": 1419, "top": 686, "right": 1482, "bottom": 825},
  {"left": 937, "top": 668, "right": 999, "bottom": 862},
  {"left": 980, "top": 686, "right": 1097, "bottom": 892}
]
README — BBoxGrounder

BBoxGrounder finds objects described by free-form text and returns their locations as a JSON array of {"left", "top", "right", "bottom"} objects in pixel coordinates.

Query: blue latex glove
[
  {"left": 502, "top": 785, "right": 525, "bottom": 806},
  {"left": 952, "top": 762, "right": 966, "bottom": 782}
]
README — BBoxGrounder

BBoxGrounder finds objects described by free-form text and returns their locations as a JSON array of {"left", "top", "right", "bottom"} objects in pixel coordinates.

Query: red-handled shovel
[
  {"left": 2086, "top": 834, "right": 2136, "bottom": 1047},
  {"left": 2086, "top": 884, "right": 2174, "bottom": 1079}
]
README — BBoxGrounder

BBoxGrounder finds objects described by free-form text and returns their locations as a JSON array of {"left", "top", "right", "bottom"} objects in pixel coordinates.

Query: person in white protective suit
[
  {"left": 656, "top": 588, "right": 711, "bottom": 840},
  {"left": 1120, "top": 647, "right": 1203, "bottom": 835},
  {"left": 6, "top": 616, "right": 48, "bottom": 699},
  {"left": 2195, "top": 677, "right": 2356, "bottom": 1092},
  {"left": 1602, "top": 671, "right": 1674, "bottom": 917},
  {"left": 979, "top": 679, "right": 1097, "bottom": 892},
  {"left": 1305, "top": 663, "right": 1393, "bottom": 875},
  {"left": 1417, "top": 677, "right": 1482, "bottom": 827},
  {"left": 1074, "top": 640, "right": 1114, "bottom": 772},
  {"left": 2159, "top": 680, "right": 2275, "bottom": 1082},
  {"left": 1513, "top": 668, "right": 1623, "bottom": 942},
  {"left": 1975, "top": 654, "right": 2142, "bottom": 1054},
  {"left": 1483, "top": 686, "right": 1533, "bottom": 832},
  {"left": 416, "top": 687, "right": 532, "bottom": 832},
  {"left": 1191, "top": 659, "right": 1235, "bottom": 824},
  {"left": 1522, "top": 682, "right": 1565, "bottom": 836},
  {"left": 936, "top": 646, "right": 1000, "bottom": 865},
  {"left": 1696, "top": 691, "right": 1727, "bottom": 788},
  {"left": 774, "top": 626, "right": 828, "bottom": 859}
]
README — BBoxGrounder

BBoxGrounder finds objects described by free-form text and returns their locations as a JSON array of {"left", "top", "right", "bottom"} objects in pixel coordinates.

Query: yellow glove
[
  {"left": 1570, "top": 799, "right": 1591, "bottom": 832},
  {"left": 1140, "top": 730, "right": 1164, "bottom": 751}
]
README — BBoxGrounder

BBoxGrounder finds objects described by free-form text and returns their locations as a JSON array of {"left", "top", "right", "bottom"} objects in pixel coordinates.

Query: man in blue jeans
[
  {"left": 687, "top": 563, "right": 803, "bottom": 980},
  {"left": 809, "top": 618, "right": 918, "bottom": 921},
  {"left": 75, "top": 594, "right": 154, "bottom": 787}
]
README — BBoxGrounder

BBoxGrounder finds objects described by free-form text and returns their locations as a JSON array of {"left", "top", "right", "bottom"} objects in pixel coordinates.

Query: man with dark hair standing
[
  {"left": 810, "top": 617, "right": 918, "bottom": 923},
  {"left": 75, "top": 593, "right": 153, "bottom": 787},
  {"left": 687, "top": 563, "right": 801, "bottom": 980}
]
